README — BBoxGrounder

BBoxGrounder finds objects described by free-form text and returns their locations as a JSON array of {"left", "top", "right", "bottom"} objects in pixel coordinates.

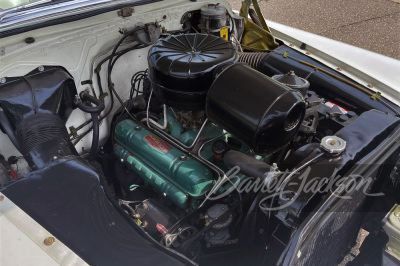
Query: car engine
[{"left": 0, "top": 2, "right": 399, "bottom": 265}]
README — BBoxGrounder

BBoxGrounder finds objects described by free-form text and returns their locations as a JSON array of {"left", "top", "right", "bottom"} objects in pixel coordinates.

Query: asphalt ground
[{"left": 227, "top": 0, "right": 400, "bottom": 60}]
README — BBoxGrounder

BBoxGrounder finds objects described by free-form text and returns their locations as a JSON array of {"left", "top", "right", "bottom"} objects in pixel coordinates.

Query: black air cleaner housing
[
  {"left": 206, "top": 63, "right": 306, "bottom": 155},
  {"left": 147, "top": 33, "right": 237, "bottom": 110}
]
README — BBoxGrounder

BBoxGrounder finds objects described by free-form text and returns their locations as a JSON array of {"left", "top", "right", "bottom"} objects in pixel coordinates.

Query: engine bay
[{"left": 0, "top": 2, "right": 399, "bottom": 265}]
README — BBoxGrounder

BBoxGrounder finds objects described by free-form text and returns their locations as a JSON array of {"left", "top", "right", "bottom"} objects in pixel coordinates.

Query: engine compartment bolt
[
  {"left": 38, "top": 66, "right": 44, "bottom": 72},
  {"left": 180, "top": 155, "right": 187, "bottom": 161},
  {"left": 0, "top": 195, "right": 4, "bottom": 201},
  {"left": 135, "top": 126, "right": 141, "bottom": 131},
  {"left": 133, "top": 213, "right": 140, "bottom": 219},
  {"left": 336, "top": 67, "right": 342, "bottom": 71},
  {"left": 53, "top": 156, "right": 58, "bottom": 160},
  {"left": 0, "top": 78, "right": 6, "bottom": 84},
  {"left": 367, "top": 84, "right": 373, "bottom": 88},
  {"left": 43, "top": 236, "right": 55, "bottom": 246},
  {"left": 394, "top": 212, "right": 400, "bottom": 217},
  {"left": 120, "top": 158, "right": 124, "bottom": 162}
]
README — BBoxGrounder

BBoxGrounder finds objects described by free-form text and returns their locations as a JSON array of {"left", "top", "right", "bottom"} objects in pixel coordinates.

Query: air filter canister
[
  {"left": 206, "top": 63, "right": 306, "bottom": 155},
  {"left": 147, "top": 33, "right": 237, "bottom": 110}
]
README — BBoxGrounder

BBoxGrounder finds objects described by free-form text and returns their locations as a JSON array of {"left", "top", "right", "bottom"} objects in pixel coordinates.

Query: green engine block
[{"left": 114, "top": 119, "right": 216, "bottom": 209}]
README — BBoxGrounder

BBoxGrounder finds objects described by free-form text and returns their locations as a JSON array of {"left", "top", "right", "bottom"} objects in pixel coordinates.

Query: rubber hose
[
  {"left": 223, "top": 150, "right": 272, "bottom": 179},
  {"left": 76, "top": 93, "right": 105, "bottom": 113},
  {"left": 76, "top": 93, "right": 105, "bottom": 161},
  {"left": 89, "top": 112, "right": 99, "bottom": 161}
]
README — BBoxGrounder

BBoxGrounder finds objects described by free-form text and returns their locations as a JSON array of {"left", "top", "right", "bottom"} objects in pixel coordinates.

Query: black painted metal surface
[
  {"left": 276, "top": 110, "right": 400, "bottom": 222},
  {"left": 258, "top": 46, "right": 400, "bottom": 115},
  {"left": 1, "top": 157, "right": 188, "bottom": 265},
  {"left": 0, "top": 66, "right": 76, "bottom": 124}
]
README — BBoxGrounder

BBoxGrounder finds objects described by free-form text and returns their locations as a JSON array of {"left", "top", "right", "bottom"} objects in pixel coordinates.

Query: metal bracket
[
  {"left": 69, "top": 126, "right": 78, "bottom": 138},
  {"left": 99, "top": 92, "right": 108, "bottom": 101},
  {"left": 370, "top": 91, "right": 382, "bottom": 101},
  {"left": 117, "top": 6, "right": 134, "bottom": 17}
]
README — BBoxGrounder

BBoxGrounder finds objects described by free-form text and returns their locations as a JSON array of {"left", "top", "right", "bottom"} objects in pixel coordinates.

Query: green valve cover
[{"left": 114, "top": 119, "right": 214, "bottom": 208}]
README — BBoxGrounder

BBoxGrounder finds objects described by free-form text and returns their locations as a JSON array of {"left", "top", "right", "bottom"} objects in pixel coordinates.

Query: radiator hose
[{"left": 223, "top": 150, "right": 273, "bottom": 179}]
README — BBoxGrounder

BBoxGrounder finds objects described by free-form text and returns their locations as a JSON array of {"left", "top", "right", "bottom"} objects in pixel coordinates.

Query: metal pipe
[
  {"left": 146, "top": 89, "right": 168, "bottom": 130},
  {"left": 145, "top": 90, "right": 209, "bottom": 151}
]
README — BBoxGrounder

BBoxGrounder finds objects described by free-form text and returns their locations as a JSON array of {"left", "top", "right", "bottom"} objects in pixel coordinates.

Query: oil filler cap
[{"left": 320, "top": 136, "right": 346, "bottom": 155}]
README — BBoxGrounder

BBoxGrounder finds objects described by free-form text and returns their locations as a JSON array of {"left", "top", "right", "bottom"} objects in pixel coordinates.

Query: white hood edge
[{"left": 266, "top": 20, "right": 400, "bottom": 105}]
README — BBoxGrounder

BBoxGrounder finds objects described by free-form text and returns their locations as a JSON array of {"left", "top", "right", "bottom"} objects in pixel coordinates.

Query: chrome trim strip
[{"left": 0, "top": 0, "right": 147, "bottom": 33}]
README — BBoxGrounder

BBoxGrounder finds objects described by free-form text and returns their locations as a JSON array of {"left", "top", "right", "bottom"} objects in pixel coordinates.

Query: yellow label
[
  {"left": 220, "top": 27, "right": 228, "bottom": 40},
  {"left": 136, "top": 219, "right": 142, "bottom": 226}
]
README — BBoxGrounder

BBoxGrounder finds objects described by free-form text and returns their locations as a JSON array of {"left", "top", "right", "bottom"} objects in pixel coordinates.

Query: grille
[{"left": 293, "top": 178, "right": 369, "bottom": 266}]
